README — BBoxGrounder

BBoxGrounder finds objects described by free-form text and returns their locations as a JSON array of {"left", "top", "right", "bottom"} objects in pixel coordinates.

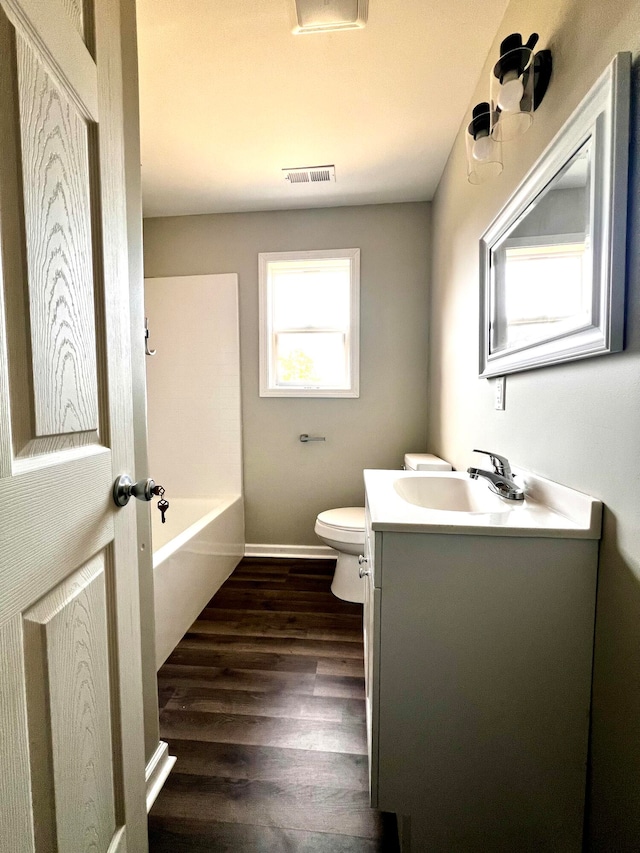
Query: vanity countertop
[{"left": 364, "top": 469, "right": 602, "bottom": 539}]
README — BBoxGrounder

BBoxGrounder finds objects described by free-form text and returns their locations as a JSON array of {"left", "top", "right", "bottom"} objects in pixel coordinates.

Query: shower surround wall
[
  {"left": 427, "top": 0, "right": 640, "bottom": 847},
  {"left": 145, "top": 274, "right": 244, "bottom": 665},
  {"left": 145, "top": 274, "right": 242, "bottom": 500}
]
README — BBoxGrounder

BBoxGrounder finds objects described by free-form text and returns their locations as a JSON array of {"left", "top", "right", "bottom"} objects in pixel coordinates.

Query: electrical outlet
[{"left": 495, "top": 376, "right": 506, "bottom": 410}]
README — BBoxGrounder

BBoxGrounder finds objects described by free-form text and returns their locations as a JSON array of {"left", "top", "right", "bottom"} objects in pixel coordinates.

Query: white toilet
[{"left": 315, "top": 453, "right": 452, "bottom": 603}]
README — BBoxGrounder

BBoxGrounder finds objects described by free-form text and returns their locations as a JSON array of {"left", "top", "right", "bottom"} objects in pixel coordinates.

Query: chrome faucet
[{"left": 467, "top": 449, "right": 525, "bottom": 501}]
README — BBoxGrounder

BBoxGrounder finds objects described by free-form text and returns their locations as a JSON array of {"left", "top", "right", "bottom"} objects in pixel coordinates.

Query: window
[{"left": 259, "top": 249, "right": 360, "bottom": 397}]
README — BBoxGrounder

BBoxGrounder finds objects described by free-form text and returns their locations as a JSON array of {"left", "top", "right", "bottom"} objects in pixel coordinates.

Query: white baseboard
[
  {"left": 145, "top": 740, "right": 176, "bottom": 812},
  {"left": 244, "top": 543, "right": 336, "bottom": 559}
]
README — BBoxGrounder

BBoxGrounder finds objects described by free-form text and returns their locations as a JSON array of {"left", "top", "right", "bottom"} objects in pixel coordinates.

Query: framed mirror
[{"left": 479, "top": 53, "right": 630, "bottom": 377}]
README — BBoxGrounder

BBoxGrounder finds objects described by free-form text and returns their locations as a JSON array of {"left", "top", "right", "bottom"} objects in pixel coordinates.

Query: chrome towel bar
[{"left": 299, "top": 434, "right": 325, "bottom": 442}]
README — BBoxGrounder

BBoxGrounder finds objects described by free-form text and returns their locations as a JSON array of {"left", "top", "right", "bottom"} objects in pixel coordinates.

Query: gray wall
[
  {"left": 144, "top": 202, "right": 430, "bottom": 545},
  {"left": 427, "top": 0, "right": 640, "bottom": 847}
]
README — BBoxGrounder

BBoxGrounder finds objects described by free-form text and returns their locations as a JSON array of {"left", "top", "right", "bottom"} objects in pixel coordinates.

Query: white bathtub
[{"left": 152, "top": 495, "right": 244, "bottom": 668}]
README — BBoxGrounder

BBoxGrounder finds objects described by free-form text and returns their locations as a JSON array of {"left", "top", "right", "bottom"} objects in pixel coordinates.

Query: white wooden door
[{"left": 0, "top": 0, "right": 148, "bottom": 851}]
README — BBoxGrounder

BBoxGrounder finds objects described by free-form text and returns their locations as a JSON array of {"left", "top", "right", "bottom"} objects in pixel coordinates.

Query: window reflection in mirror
[{"left": 490, "top": 139, "right": 593, "bottom": 354}]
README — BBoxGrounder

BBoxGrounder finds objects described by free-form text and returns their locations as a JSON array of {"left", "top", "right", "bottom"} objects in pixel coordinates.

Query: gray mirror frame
[{"left": 479, "top": 53, "right": 630, "bottom": 378}]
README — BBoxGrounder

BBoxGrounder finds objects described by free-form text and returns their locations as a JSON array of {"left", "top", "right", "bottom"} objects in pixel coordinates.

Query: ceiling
[{"left": 137, "top": 0, "right": 509, "bottom": 218}]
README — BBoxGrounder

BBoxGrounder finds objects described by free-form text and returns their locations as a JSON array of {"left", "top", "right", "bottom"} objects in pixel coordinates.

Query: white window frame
[{"left": 258, "top": 248, "right": 360, "bottom": 398}]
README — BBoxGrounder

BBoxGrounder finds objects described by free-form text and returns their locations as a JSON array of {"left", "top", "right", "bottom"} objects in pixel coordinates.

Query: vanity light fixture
[
  {"left": 466, "top": 102, "right": 503, "bottom": 185},
  {"left": 490, "top": 32, "right": 553, "bottom": 141},
  {"left": 466, "top": 32, "right": 552, "bottom": 184}
]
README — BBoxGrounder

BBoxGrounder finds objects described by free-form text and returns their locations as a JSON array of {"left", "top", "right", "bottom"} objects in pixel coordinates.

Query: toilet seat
[
  {"left": 315, "top": 507, "right": 365, "bottom": 546},
  {"left": 317, "top": 507, "right": 365, "bottom": 530}
]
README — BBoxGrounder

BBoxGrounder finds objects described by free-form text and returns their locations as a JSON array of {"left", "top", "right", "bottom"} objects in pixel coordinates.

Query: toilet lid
[{"left": 317, "top": 507, "right": 365, "bottom": 531}]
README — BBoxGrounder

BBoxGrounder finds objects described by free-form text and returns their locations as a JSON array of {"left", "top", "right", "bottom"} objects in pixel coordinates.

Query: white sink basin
[
  {"left": 364, "top": 469, "right": 602, "bottom": 537},
  {"left": 394, "top": 474, "right": 514, "bottom": 514}
]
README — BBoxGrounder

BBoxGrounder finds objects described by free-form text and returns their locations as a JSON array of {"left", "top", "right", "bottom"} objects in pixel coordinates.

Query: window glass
[
  {"left": 272, "top": 264, "right": 351, "bottom": 330},
  {"left": 259, "top": 250, "right": 359, "bottom": 397}
]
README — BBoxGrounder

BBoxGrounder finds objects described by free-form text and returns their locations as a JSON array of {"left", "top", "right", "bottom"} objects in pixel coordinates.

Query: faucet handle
[{"left": 472, "top": 449, "right": 512, "bottom": 478}]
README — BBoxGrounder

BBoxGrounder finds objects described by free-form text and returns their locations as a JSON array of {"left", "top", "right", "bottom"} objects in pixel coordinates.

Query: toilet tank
[{"left": 404, "top": 453, "right": 452, "bottom": 471}]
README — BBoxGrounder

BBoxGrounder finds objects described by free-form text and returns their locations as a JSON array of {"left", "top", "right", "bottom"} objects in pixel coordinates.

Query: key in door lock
[
  {"left": 113, "top": 475, "right": 169, "bottom": 523},
  {"left": 155, "top": 487, "right": 169, "bottom": 524}
]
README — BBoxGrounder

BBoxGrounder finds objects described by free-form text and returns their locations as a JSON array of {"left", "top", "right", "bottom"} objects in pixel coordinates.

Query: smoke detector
[
  {"left": 292, "top": 0, "right": 368, "bottom": 34},
  {"left": 283, "top": 165, "right": 336, "bottom": 184}
]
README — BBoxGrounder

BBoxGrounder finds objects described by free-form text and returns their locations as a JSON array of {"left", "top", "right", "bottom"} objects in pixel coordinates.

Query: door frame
[{"left": 118, "top": 0, "right": 175, "bottom": 807}]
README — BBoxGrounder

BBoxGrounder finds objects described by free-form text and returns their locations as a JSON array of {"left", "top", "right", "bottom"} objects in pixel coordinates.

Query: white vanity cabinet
[{"left": 362, "top": 473, "right": 601, "bottom": 853}]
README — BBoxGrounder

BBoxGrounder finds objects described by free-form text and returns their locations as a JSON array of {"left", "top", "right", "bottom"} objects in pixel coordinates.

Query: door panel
[
  {"left": 24, "top": 553, "right": 117, "bottom": 851},
  {"left": 0, "top": 10, "right": 100, "bottom": 461},
  {"left": 0, "top": 0, "right": 147, "bottom": 850},
  {"left": 17, "top": 34, "right": 99, "bottom": 438}
]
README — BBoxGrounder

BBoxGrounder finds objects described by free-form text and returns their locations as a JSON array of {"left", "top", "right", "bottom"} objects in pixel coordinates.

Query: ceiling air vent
[
  {"left": 293, "top": 0, "right": 368, "bottom": 33},
  {"left": 283, "top": 165, "right": 336, "bottom": 184}
]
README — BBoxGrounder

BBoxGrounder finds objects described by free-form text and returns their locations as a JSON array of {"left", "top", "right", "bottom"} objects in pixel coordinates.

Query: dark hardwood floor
[{"left": 148, "top": 557, "right": 400, "bottom": 852}]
